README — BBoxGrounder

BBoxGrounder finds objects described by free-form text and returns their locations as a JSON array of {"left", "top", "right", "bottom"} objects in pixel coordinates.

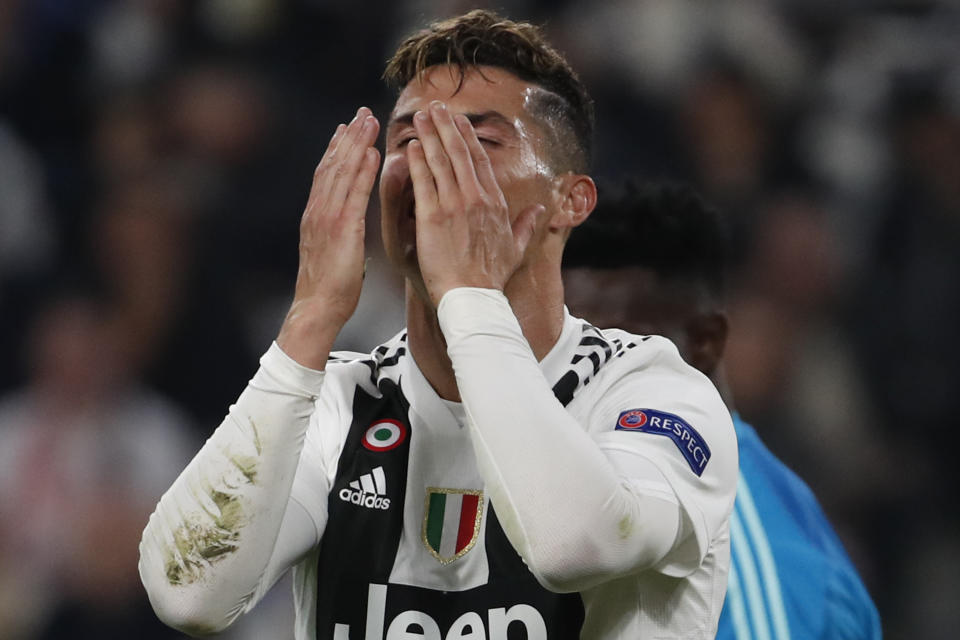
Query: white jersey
[{"left": 139, "top": 288, "right": 737, "bottom": 639}]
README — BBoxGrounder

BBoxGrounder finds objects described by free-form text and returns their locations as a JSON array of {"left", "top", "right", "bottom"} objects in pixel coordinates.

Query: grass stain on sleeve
[
  {"left": 229, "top": 454, "right": 259, "bottom": 485},
  {"left": 164, "top": 490, "right": 246, "bottom": 586},
  {"left": 249, "top": 419, "right": 262, "bottom": 455}
]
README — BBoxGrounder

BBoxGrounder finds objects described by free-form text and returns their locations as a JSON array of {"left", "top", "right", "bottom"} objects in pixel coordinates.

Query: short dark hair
[
  {"left": 383, "top": 9, "right": 594, "bottom": 173},
  {"left": 563, "top": 181, "right": 730, "bottom": 299}
]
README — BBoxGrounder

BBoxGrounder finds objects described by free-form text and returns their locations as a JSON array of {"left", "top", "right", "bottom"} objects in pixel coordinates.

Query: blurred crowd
[{"left": 1, "top": 1, "right": 957, "bottom": 638}]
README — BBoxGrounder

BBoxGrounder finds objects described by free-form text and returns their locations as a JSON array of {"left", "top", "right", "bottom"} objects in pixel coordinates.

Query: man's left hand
[{"left": 407, "top": 100, "right": 544, "bottom": 307}]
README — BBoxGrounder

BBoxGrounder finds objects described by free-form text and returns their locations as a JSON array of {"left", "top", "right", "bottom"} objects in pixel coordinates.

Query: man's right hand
[{"left": 277, "top": 106, "right": 381, "bottom": 369}]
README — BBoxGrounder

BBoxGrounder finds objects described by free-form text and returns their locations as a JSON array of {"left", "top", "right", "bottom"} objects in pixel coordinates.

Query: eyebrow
[{"left": 387, "top": 110, "right": 516, "bottom": 134}]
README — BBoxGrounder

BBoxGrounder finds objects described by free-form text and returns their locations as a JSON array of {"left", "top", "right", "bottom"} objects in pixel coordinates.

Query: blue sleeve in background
[{"left": 716, "top": 415, "right": 882, "bottom": 640}]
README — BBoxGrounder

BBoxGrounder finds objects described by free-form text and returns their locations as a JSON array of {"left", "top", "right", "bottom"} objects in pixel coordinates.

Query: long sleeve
[
  {"left": 437, "top": 288, "right": 703, "bottom": 593},
  {"left": 138, "top": 343, "right": 326, "bottom": 636}
]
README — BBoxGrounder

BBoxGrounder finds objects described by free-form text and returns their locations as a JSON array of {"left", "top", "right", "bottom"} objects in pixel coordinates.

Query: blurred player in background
[{"left": 564, "top": 181, "right": 882, "bottom": 639}]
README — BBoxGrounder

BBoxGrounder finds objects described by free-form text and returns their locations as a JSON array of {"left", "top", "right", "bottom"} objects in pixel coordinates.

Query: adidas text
[
  {"left": 339, "top": 488, "right": 391, "bottom": 510},
  {"left": 340, "top": 467, "right": 390, "bottom": 510}
]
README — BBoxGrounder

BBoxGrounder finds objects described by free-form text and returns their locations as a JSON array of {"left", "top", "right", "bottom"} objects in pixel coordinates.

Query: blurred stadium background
[{"left": 1, "top": 1, "right": 958, "bottom": 638}]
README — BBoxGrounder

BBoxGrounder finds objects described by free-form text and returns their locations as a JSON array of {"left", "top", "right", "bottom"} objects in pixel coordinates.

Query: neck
[{"left": 405, "top": 262, "right": 566, "bottom": 402}]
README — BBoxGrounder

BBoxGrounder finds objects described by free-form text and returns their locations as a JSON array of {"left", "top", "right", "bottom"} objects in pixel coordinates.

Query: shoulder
[
  {"left": 562, "top": 324, "right": 738, "bottom": 575},
  {"left": 550, "top": 322, "right": 686, "bottom": 407},
  {"left": 572, "top": 326, "right": 731, "bottom": 440},
  {"left": 565, "top": 322, "right": 737, "bottom": 492}
]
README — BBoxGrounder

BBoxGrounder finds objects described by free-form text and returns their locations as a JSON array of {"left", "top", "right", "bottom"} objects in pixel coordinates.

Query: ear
[
  {"left": 685, "top": 311, "right": 728, "bottom": 377},
  {"left": 550, "top": 174, "right": 597, "bottom": 231}
]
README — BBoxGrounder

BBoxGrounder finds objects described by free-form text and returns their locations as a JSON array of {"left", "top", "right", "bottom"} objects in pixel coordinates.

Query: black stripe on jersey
[
  {"left": 579, "top": 334, "right": 615, "bottom": 360},
  {"left": 379, "top": 348, "right": 405, "bottom": 369},
  {"left": 369, "top": 335, "right": 406, "bottom": 385},
  {"left": 327, "top": 335, "right": 408, "bottom": 390},
  {"left": 481, "top": 506, "right": 585, "bottom": 636},
  {"left": 551, "top": 323, "right": 638, "bottom": 407},
  {"left": 314, "top": 377, "right": 413, "bottom": 637},
  {"left": 551, "top": 371, "right": 581, "bottom": 408}
]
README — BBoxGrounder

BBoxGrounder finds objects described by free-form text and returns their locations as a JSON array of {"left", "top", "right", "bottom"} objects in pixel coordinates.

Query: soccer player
[
  {"left": 564, "top": 182, "right": 882, "bottom": 639},
  {"left": 139, "top": 11, "right": 737, "bottom": 639}
]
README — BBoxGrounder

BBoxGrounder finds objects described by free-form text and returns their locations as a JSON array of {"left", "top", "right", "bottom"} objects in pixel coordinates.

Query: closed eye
[
  {"left": 395, "top": 135, "right": 418, "bottom": 149},
  {"left": 395, "top": 136, "right": 497, "bottom": 149}
]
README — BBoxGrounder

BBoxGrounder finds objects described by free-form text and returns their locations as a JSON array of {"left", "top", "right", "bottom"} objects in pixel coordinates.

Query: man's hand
[
  {"left": 407, "top": 100, "right": 544, "bottom": 307},
  {"left": 277, "top": 107, "right": 380, "bottom": 369}
]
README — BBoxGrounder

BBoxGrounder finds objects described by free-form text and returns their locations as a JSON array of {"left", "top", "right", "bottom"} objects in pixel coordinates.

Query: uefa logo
[{"left": 617, "top": 410, "right": 648, "bottom": 430}]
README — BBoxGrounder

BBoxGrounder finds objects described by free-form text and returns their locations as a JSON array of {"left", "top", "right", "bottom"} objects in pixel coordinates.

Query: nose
[
  {"left": 378, "top": 152, "right": 405, "bottom": 191},
  {"left": 379, "top": 155, "right": 415, "bottom": 207},
  {"left": 383, "top": 150, "right": 411, "bottom": 180}
]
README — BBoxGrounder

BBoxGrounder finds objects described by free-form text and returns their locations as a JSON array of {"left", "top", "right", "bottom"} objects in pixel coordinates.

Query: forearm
[
  {"left": 438, "top": 288, "right": 680, "bottom": 592},
  {"left": 138, "top": 343, "right": 323, "bottom": 635}
]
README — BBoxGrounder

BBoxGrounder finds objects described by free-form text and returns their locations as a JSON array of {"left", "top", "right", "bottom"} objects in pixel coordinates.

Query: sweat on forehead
[{"left": 523, "top": 86, "right": 587, "bottom": 174}]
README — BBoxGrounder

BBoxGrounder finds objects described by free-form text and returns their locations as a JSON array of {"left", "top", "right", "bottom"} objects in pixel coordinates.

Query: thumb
[{"left": 512, "top": 204, "right": 544, "bottom": 257}]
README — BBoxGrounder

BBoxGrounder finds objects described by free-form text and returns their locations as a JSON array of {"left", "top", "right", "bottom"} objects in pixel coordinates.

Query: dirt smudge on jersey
[
  {"left": 229, "top": 453, "right": 259, "bottom": 484},
  {"left": 164, "top": 489, "right": 246, "bottom": 586},
  {"left": 249, "top": 418, "right": 262, "bottom": 455},
  {"left": 163, "top": 420, "right": 263, "bottom": 585}
]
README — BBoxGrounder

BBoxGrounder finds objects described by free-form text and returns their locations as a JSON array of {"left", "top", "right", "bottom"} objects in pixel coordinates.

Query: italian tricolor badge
[{"left": 422, "top": 488, "right": 484, "bottom": 565}]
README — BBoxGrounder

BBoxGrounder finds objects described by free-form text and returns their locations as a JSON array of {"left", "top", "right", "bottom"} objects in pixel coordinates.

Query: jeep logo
[{"left": 333, "top": 583, "right": 547, "bottom": 640}]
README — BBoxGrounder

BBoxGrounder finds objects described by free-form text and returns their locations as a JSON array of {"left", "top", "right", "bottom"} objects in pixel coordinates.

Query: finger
[
  {"left": 512, "top": 204, "right": 545, "bottom": 257},
  {"left": 315, "top": 107, "right": 373, "bottom": 200},
  {"left": 329, "top": 121, "right": 349, "bottom": 151},
  {"left": 407, "top": 138, "right": 439, "bottom": 217},
  {"left": 327, "top": 123, "right": 348, "bottom": 156},
  {"left": 429, "top": 102, "right": 482, "bottom": 199},
  {"left": 317, "top": 107, "right": 365, "bottom": 176},
  {"left": 335, "top": 106, "right": 371, "bottom": 153},
  {"left": 327, "top": 113, "right": 380, "bottom": 215},
  {"left": 413, "top": 109, "right": 458, "bottom": 204},
  {"left": 342, "top": 147, "right": 381, "bottom": 225},
  {"left": 312, "top": 123, "right": 347, "bottom": 186},
  {"left": 453, "top": 113, "right": 499, "bottom": 198}
]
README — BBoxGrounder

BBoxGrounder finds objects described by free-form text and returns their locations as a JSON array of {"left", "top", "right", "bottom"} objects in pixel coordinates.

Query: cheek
[{"left": 495, "top": 157, "right": 552, "bottom": 206}]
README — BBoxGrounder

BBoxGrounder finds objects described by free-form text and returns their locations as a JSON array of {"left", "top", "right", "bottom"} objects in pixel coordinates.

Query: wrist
[
  {"left": 276, "top": 300, "right": 343, "bottom": 370},
  {"left": 426, "top": 276, "right": 502, "bottom": 309},
  {"left": 437, "top": 287, "right": 515, "bottom": 339}
]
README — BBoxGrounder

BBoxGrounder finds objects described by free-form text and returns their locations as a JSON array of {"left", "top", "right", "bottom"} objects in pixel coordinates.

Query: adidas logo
[{"left": 338, "top": 466, "right": 391, "bottom": 510}]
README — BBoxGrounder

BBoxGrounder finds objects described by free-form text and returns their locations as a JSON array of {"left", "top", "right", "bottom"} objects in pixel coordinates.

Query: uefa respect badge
[{"left": 616, "top": 408, "right": 711, "bottom": 476}]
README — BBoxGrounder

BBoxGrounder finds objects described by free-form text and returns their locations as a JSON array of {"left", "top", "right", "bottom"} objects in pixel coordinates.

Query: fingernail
[
  {"left": 414, "top": 110, "right": 428, "bottom": 122},
  {"left": 431, "top": 101, "right": 446, "bottom": 112}
]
